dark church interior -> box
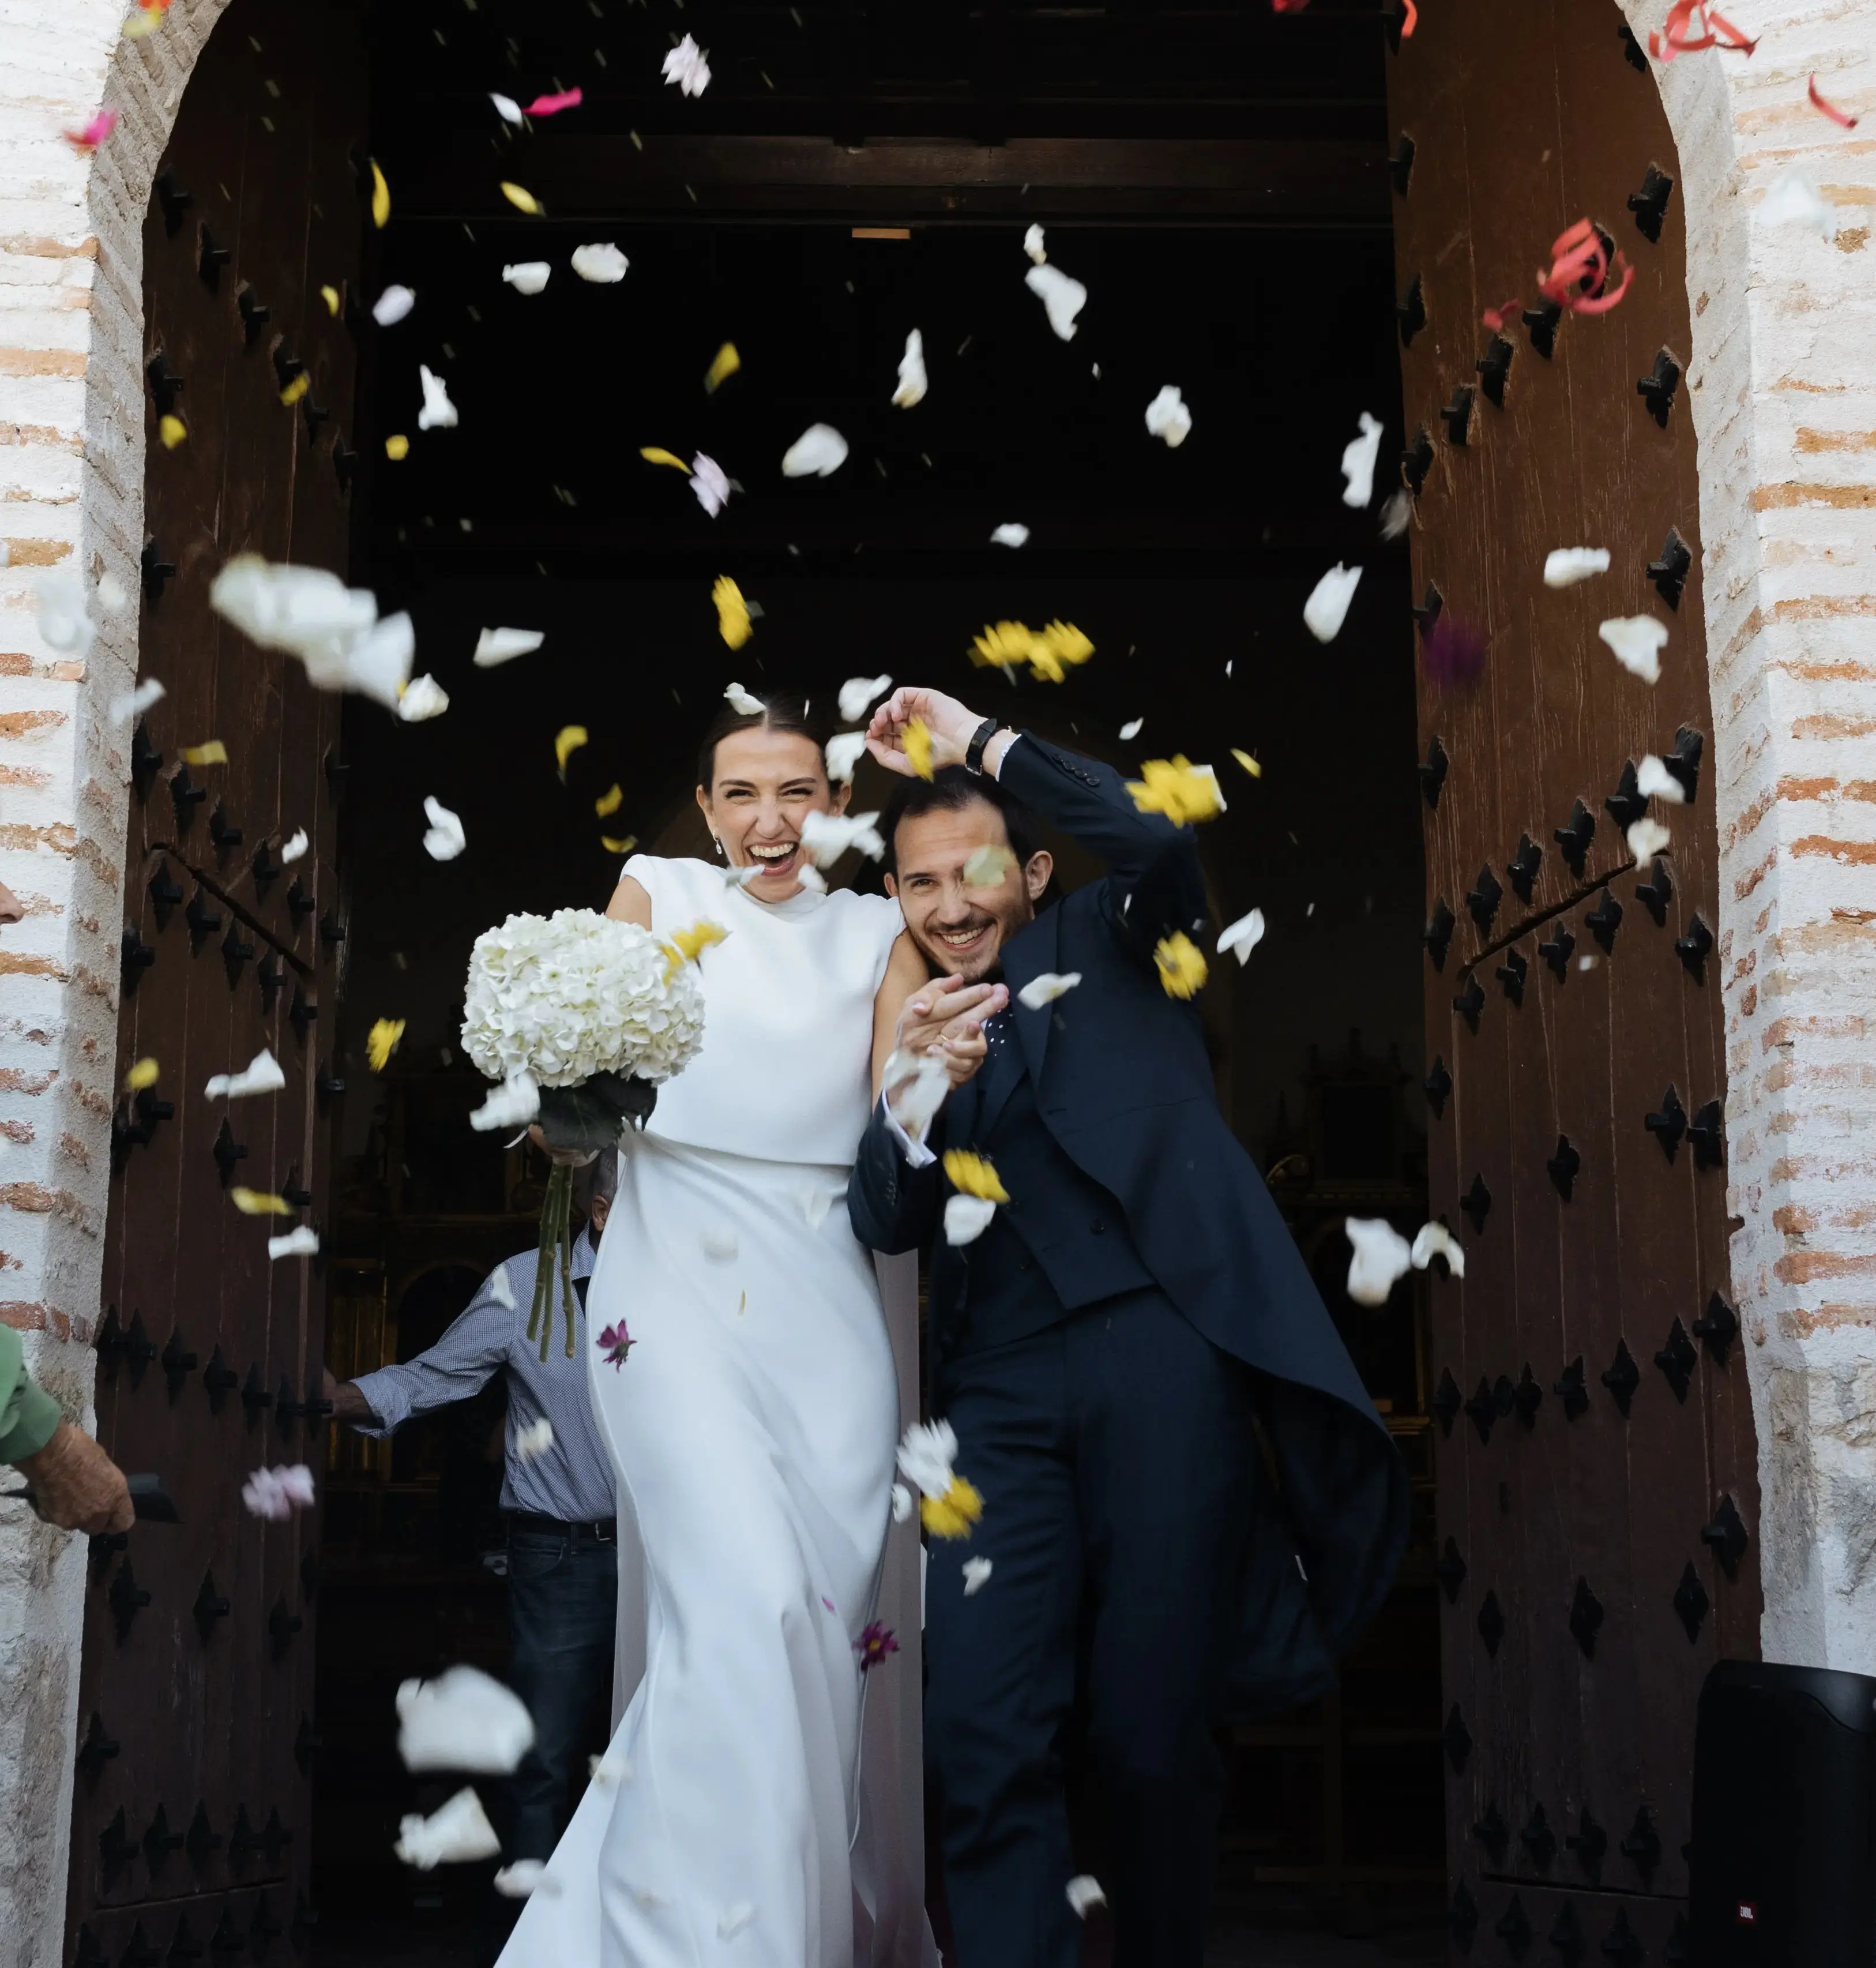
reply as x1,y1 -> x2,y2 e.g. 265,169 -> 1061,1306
301,2 -> 1442,1959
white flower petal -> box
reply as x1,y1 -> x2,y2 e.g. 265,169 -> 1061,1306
590,1750 -> 633,1786
398,673 -> 450,721
990,523 -> 1029,548
1627,816 -> 1671,867
825,731 -> 869,783
1544,546 -> 1611,588
1411,1220 -> 1465,1279
1023,223 -> 1047,265
1303,562 -> 1363,644
897,1419 -> 960,1500
373,284 -> 416,326
1144,385 -> 1191,448
701,1226 -> 739,1261
210,555 -> 411,707
503,261 -> 551,295
473,626 -> 544,667
423,795 -> 467,861
890,1482 -> 915,1524
96,570 -> 131,614
267,1225 -> 320,1260
1017,971 -> 1082,1010
471,1070 -> 539,1132
36,574 -> 96,656
514,1418 -> 555,1459
397,1665 -> 536,1775
799,1184 -> 841,1230
1340,412 -> 1383,509
892,328 -> 927,408
1344,1216 -> 1413,1307
717,1903 -> 757,1940
801,808 -> 885,866
572,242 -> 629,284
839,674 -> 893,722
690,453 -> 730,518
1067,1876 -> 1108,1918
495,1860 -> 558,1899
962,1556 -> 994,1596
1762,167 -> 1833,236
1217,908 -> 1266,965
490,92 -> 524,125
1378,489 -> 1413,540
206,1047 -> 287,1101
394,1787 -> 502,1869
417,364 -> 457,430
1025,262 -> 1086,340
1119,718 -> 1143,741
110,677 -> 165,723
945,1193 -> 998,1246
781,423 -> 849,478
280,828 -> 309,864
661,32 -> 711,96
1599,616 -> 1667,684
1636,754 -> 1687,805
723,681 -> 766,715
882,1047 -> 949,1143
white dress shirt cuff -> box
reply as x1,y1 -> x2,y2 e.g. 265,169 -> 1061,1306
881,1092 -> 938,1169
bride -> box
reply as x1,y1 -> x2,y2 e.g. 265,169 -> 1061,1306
501,693 -> 978,1968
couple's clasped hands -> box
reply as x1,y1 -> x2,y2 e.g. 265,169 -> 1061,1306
896,974 -> 1007,1095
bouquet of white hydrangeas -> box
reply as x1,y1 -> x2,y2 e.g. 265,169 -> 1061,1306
461,908 -> 710,1358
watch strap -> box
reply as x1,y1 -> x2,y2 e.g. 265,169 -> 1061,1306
964,717 -> 1002,775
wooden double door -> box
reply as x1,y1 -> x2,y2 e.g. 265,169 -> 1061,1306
66,0 -> 366,1958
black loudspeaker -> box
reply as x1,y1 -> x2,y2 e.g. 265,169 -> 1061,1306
1689,1658 -> 1876,1963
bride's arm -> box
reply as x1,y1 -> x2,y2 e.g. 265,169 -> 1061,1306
605,873 -> 653,929
871,933 -> 933,1096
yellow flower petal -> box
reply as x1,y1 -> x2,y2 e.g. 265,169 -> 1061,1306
921,1477 -> 984,1540
182,740 -> 228,767
640,446 -> 691,472
905,716 -> 934,781
499,181 -> 543,215
555,725 -> 589,777
366,1017 -> 406,1073
320,284 -> 341,316
1154,932 -> 1209,1000
279,371 -> 310,406
123,7 -> 163,37
968,620 -> 1037,671
704,342 -> 742,393
370,159 -> 391,228
1127,757 -> 1224,824
231,1186 -> 294,1216
600,834 -> 638,855
942,1150 -> 1010,1203
594,783 -> 623,817
384,434 -> 410,461
1231,747 -> 1264,779
159,414 -> 187,449
671,919 -> 728,964
961,844 -> 1016,889
713,576 -> 753,650
123,1057 -> 160,1093
1028,619 -> 1095,685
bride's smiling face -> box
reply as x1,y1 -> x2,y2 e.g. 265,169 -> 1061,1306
697,726 -> 848,901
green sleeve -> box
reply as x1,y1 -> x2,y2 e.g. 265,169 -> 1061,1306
0,1327 -> 65,1464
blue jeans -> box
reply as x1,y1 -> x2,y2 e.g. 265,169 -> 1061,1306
505,1524 -> 619,1862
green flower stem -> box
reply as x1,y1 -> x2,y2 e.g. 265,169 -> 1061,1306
529,1163 -> 576,1364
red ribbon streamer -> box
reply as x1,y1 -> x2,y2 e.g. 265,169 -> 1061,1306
1400,0 -> 1419,35
1482,296 -> 1524,333
1648,1 -> 1757,63
1537,219 -> 1635,318
1808,75 -> 1860,128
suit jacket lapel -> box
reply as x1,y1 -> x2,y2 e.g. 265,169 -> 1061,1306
975,906 -> 1058,1138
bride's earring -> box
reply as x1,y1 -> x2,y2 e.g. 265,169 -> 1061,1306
712,836 -> 725,858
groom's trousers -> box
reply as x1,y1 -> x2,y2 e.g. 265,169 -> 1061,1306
923,1287 -> 1258,1968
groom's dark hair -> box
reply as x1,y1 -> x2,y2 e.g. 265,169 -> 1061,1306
880,767 -> 1043,878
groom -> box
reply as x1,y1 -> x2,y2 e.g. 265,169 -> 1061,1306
848,688 -> 1408,1968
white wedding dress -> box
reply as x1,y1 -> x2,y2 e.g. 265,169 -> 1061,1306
500,855 -> 937,1968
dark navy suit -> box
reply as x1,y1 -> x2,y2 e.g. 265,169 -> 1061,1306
848,734 -> 1408,1968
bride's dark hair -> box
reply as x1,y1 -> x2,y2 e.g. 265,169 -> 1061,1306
695,690 -> 832,788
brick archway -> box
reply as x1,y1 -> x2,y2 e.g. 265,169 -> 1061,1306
1,0 -> 1872,1952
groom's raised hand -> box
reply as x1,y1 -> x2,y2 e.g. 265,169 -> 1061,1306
864,686 -> 984,778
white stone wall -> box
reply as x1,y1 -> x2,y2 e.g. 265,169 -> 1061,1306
0,0 -> 1871,1952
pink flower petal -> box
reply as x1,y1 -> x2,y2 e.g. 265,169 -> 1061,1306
524,88 -> 583,117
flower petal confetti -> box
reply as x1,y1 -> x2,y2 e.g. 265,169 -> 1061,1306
554,726 -> 588,777
367,1018 -> 407,1072
370,160 -> 391,228
603,835 -> 638,857
666,919 -> 729,970
1544,547 -> 1611,588
1536,217 -> 1634,318
268,1225 -> 321,1261
473,625 -> 544,667
598,1320 -> 633,1368
572,242 -> 629,284
595,784 -> 624,818
1017,971 -> 1082,1009
281,829 -> 309,863
882,1046 -> 950,1141
159,414 -> 187,449
1761,168 -> 1833,235
662,32 -> 712,96
125,1057 -> 160,1093
855,1623 -> 900,1670
490,92 -> 523,125
495,1861 -> 558,1901
36,575 -> 96,657
231,1188 -> 293,1216
701,1226 -> 739,1261
1599,615 -> 1667,683
1025,262 -> 1087,340
423,795 -> 467,861
1119,719 -> 1144,741
1154,932 -> 1208,1000
418,365 -> 457,430
944,1151 -> 1010,1203
1637,754 -> 1687,805
205,1049 -> 286,1100
525,87 -> 584,117
839,675 -> 893,722
904,716 -> 934,780
384,434 -> 410,460
470,1070 -> 540,1133
399,674 -> 450,722
499,182 -> 544,216
802,809 -> 886,866
1627,816 -> 1672,867
713,577 -> 753,649
724,679 -> 765,715
1128,757 -> 1225,824
962,1556 -> 994,1596
503,261 -> 551,295
691,453 -> 731,518
825,731 -> 868,783
781,423 -> 849,478
897,1421 -> 984,1538
1303,563 -> 1363,643
373,284 -> 415,326
1231,748 -> 1263,779
991,523 -> 1030,548
891,1482 -> 914,1523
515,1417 -> 555,1459
945,1193 -> 998,1245
1411,1220 -> 1465,1278
242,1463 -> 316,1520
396,1789 -> 501,1870
1218,908 -> 1266,965
893,328 -> 928,408
279,370 -> 311,407
1340,412 -> 1383,508
109,678 -> 164,723
1808,75 -> 1859,129
1144,385 -> 1192,448
704,342 -> 742,393
718,1902 -> 758,1940
65,109 -> 119,153
1345,1216 -> 1413,1305
967,619 -> 1093,683
963,843 -> 1017,888
1067,1877 -> 1108,1918
1423,615 -> 1488,692
1024,223 -> 1048,265
181,740 -> 228,767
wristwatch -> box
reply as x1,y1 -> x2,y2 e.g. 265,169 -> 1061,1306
964,718 -> 1005,775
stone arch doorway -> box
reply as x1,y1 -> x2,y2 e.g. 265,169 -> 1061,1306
1,0 -> 1871,1961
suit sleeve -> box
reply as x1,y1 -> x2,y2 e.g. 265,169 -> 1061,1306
848,1096 -> 943,1256
997,734 -> 1210,960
